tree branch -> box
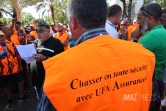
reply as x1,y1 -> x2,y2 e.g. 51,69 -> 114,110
19,0 -> 31,11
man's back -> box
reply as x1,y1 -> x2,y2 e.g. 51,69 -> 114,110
43,35 -> 155,111
139,25 -> 166,80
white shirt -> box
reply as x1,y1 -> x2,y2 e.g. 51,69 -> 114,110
105,20 -> 119,38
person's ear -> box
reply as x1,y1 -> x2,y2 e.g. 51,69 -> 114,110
69,16 -> 79,31
149,16 -> 154,22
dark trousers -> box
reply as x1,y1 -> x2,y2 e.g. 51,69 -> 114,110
149,78 -> 164,111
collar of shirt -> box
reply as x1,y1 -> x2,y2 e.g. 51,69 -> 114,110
106,20 -> 116,28
75,28 -> 108,45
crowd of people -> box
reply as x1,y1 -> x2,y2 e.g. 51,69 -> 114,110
0,0 -> 166,111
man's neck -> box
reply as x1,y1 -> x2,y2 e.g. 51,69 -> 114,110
107,17 -> 116,25
149,21 -> 161,30
41,36 -> 50,44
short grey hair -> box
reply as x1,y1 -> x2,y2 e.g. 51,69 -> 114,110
68,0 -> 108,30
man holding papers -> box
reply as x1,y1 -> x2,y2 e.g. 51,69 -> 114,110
30,19 -> 64,99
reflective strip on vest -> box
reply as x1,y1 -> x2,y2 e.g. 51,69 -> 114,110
43,35 -> 155,111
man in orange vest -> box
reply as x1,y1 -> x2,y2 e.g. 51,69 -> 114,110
54,23 -> 69,50
9,22 -> 21,46
0,30 -> 30,108
120,20 -> 139,41
30,24 -> 38,40
38,0 -> 155,111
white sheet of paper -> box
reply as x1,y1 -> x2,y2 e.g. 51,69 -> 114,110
16,44 -> 37,63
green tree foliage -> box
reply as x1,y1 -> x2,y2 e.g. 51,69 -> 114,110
0,17 -> 12,26
120,0 -> 133,21
21,12 -> 35,26
0,8 -> 12,18
144,0 -> 166,8
36,0 -> 68,24
0,0 -> 42,19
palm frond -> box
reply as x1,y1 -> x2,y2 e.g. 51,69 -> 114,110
35,3 -> 45,12
0,8 -> 12,17
42,10 -> 46,16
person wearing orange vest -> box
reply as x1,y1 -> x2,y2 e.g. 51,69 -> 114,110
38,0 -> 156,111
120,20 -> 139,41
30,24 -> 38,40
0,30 -> 30,108
54,23 -> 69,50
10,22 -> 22,46
12,21 -> 22,36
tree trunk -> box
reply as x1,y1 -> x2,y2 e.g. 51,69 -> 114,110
50,5 -> 55,24
128,0 -> 133,21
120,0 -> 127,18
13,0 -> 21,21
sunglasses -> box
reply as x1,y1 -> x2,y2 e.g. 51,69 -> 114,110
140,5 -> 153,16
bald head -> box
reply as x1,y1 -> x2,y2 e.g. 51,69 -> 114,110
133,19 -> 137,25
120,20 -> 129,29
0,26 -> 13,40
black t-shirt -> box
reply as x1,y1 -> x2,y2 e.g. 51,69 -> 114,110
30,37 -> 64,86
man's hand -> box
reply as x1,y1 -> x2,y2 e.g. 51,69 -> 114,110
131,27 -> 142,39
120,26 -> 128,40
32,54 -> 46,61
62,40 -> 69,46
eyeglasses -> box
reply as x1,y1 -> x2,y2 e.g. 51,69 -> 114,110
140,5 -> 153,16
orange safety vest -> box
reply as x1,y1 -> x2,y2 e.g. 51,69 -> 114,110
10,35 -> 20,46
127,24 -> 139,41
0,40 -> 19,75
43,35 -> 155,111
54,32 -> 69,50
30,30 -> 38,40
13,30 -> 18,36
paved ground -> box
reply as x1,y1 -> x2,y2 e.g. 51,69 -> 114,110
0,89 -> 38,111
1,89 -> 166,111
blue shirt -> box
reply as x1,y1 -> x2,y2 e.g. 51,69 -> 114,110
105,20 -> 119,38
